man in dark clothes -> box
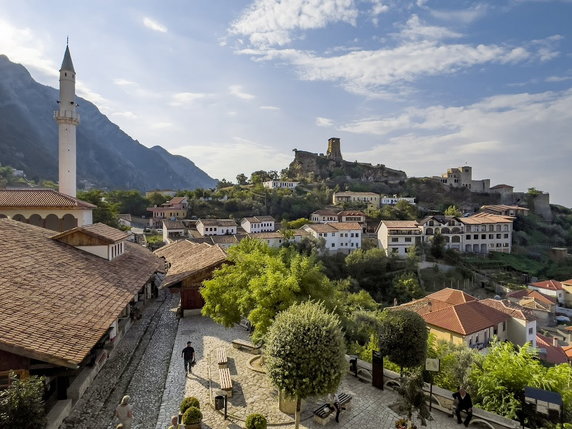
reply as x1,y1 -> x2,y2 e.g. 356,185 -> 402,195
182,341 -> 195,375
453,386 -> 473,427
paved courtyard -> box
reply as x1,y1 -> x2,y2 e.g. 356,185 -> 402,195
156,315 -> 466,429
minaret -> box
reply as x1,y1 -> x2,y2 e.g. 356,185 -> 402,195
54,44 -> 80,197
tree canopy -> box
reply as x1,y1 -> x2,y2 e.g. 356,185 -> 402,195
201,239 -> 333,342
379,310 -> 428,370
265,301 -> 346,427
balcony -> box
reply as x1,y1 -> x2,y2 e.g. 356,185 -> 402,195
54,110 -> 80,123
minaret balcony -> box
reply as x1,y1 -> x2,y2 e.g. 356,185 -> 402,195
54,110 -> 80,124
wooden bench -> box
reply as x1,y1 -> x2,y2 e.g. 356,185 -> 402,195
312,392 -> 353,425
231,339 -> 261,353
216,348 -> 228,368
218,367 -> 232,397
312,403 -> 334,425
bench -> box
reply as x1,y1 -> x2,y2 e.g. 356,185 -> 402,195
231,339 -> 261,353
218,367 -> 233,397
312,392 -> 353,425
448,404 -> 520,429
312,404 -> 334,425
216,348 -> 228,368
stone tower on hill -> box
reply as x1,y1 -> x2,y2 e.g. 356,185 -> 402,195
326,137 -> 343,161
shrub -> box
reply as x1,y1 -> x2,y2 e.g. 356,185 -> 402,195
179,396 -> 200,414
182,406 -> 202,425
245,413 -> 268,429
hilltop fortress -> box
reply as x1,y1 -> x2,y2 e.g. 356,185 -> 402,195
288,138 -> 407,184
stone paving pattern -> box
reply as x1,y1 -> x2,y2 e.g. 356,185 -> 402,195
65,299 -> 468,429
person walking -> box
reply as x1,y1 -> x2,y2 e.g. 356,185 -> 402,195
115,395 -> 133,429
452,386 -> 473,427
168,415 -> 181,428
182,341 -> 195,375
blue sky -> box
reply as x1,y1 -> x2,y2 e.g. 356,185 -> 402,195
1,0 -> 571,206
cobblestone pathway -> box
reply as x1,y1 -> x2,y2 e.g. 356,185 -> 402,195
60,292 -> 179,429
156,316 -> 467,429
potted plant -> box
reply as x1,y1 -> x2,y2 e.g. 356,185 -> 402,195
179,397 -> 200,423
245,413 -> 268,429
394,418 -> 417,429
182,406 -> 202,429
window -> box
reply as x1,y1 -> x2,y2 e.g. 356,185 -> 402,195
466,235 -> 471,240
474,234 -> 478,239
502,322 -> 506,331
528,327 -> 533,335
331,243 -> 335,248
496,234 -> 501,239
504,234 -> 508,238
391,237 -> 399,243
489,234 -> 494,239
404,237 -> 412,242
481,234 -> 486,239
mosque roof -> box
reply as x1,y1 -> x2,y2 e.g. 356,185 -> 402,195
60,45 -> 75,72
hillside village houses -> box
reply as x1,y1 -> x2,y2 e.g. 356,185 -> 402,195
240,215 -> 275,233
332,191 -> 381,208
377,213 -> 514,256
263,180 -> 299,190
196,218 -> 238,236
528,279 -> 572,307
146,196 -> 189,228
302,222 -> 362,253
310,209 -> 367,225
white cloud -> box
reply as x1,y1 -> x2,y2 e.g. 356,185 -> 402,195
239,40 -> 534,97
229,85 -> 255,100
428,4 -> 489,24
174,137 -> 292,181
150,121 -> 174,129
113,78 -> 137,86
316,116 -> 334,127
259,105 -> 280,110
143,17 -> 168,33
230,0 -> 358,47
170,92 -> 209,106
396,15 -> 461,41
111,111 -> 138,119
546,74 -> 572,82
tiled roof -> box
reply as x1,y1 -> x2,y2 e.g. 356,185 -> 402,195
52,222 -> 129,244
536,334 -> 568,365
242,216 -> 275,223
479,298 -> 536,321
0,219 -> 162,368
210,235 -> 239,244
480,205 -> 528,212
427,288 -> 477,305
381,220 -> 419,229
422,301 -> 509,335
563,345 -> 572,360
337,210 -> 366,216
530,280 -> 563,291
0,189 -> 96,209
312,209 -> 338,216
167,197 -> 186,205
304,223 -> 336,233
334,192 -> 379,197
490,184 -> 514,189
331,222 -> 362,231
154,240 -> 226,288
418,215 -> 455,226
198,219 -> 237,227
459,213 -> 513,225
292,229 -> 310,237
162,219 -> 186,230
248,232 -> 284,239
507,289 -> 556,305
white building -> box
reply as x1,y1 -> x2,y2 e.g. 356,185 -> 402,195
458,213 -> 513,254
240,216 -> 275,233
302,222 -> 362,253
263,180 -> 299,190
381,195 -> 416,206
528,280 -> 566,305
196,219 -> 237,236
310,209 -> 339,223
376,220 -> 421,256
333,191 -> 381,208
418,215 -> 465,251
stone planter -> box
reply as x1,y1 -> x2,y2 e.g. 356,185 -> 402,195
278,390 -> 305,414
183,424 -> 201,429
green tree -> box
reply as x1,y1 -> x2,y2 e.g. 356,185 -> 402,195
395,369 -> 431,425
430,232 -> 445,259
444,205 -> 462,217
265,301 -> 346,428
391,272 -> 424,304
379,310 -> 428,372
428,336 -> 480,391
0,373 -> 46,428
77,190 -> 119,227
107,190 -> 148,216
345,248 -> 389,301
250,170 -> 272,184
236,173 -> 249,186
147,192 -> 169,207
201,239 -> 333,342
394,200 -> 418,220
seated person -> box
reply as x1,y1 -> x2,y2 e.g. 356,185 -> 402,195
452,386 -> 473,427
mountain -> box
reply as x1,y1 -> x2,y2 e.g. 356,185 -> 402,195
0,55 -> 217,191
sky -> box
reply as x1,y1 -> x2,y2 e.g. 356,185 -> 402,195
1,0 -> 571,207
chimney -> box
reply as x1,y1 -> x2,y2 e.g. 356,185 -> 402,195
552,337 -> 559,347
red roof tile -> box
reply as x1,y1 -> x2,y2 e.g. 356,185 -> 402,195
536,334 -> 568,365
0,189 -> 96,209
530,280 -> 563,291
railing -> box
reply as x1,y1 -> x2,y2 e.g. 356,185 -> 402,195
54,110 -> 80,122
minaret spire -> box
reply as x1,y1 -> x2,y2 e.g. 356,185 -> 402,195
54,43 -> 80,197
